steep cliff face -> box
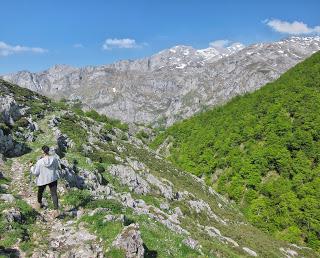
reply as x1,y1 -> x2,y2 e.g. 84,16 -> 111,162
3,37 -> 320,126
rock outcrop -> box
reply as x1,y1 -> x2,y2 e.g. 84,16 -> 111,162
112,223 -> 145,258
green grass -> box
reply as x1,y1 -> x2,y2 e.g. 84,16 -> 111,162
0,198 -> 38,253
136,215 -> 201,258
61,189 -> 93,208
59,114 -> 89,150
105,248 -> 126,258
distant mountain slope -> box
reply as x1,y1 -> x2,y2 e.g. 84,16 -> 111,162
2,37 -> 320,126
151,51 -> 320,251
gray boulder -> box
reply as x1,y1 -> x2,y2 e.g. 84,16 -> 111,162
2,208 -> 22,223
242,247 -> 258,257
103,214 -> 125,223
0,193 -> 15,203
0,184 -> 9,191
145,174 -> 174,199
112,223 -> 145,258
109,165 -> 150,195
182,237 -> 198,250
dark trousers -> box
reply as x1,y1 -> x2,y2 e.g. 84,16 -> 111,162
37,180 -> 59,210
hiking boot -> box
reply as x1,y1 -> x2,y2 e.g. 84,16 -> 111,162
52,210 -> 60,218
35,203 -> 44,210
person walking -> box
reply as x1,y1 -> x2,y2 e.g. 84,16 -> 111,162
30,145 -> 61,217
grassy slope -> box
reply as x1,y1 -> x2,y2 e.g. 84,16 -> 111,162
151,51 -> 320,251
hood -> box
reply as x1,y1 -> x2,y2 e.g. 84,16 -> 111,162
42,155 -> 57,167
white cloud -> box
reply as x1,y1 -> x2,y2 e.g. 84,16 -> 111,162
265,19 -> 320,35
73,43 -> 84,48
102,38 -> 144,50
0,41 -> 47,56
209,40 -> 231,48
209,39 -> 245,50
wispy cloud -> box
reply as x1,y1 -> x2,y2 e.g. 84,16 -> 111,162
73,43 -> 84,48
265,19 -> 320,35
0,41 -> 47,56
209,39 -> 245,50
209,40 -> 231,48
102,38 -> 146,50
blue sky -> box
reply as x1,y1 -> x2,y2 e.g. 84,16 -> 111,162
0,0 -> 319,74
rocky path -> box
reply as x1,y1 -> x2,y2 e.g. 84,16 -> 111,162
8,152 -> 104,257
10,160 -> 36,208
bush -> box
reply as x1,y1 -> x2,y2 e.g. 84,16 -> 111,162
0,123 -> 11,135
13,117 -> 29,129
136,130 -> 149,140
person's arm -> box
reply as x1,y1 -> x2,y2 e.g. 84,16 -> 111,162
54,154 -> 62,170
31,161 -> 41,176
57,158 -> 62,170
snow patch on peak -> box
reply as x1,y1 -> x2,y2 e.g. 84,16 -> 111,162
176,63 -> 187,69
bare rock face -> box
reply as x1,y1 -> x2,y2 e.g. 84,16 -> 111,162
3,37 -> 320,126
112,223 -> 145,258
0,83 -> 31,157
0,95 -> 22,126
109,164 -> 150,194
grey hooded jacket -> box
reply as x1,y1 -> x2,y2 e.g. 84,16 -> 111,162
31,155 -> 61,186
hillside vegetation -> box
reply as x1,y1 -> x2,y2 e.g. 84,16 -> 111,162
3,80 -> 316,257
151,51 -> 320,250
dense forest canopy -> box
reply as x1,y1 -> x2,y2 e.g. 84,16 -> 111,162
151,51 -> 320,250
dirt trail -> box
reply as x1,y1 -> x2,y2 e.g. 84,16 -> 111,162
7,129 -> 103,258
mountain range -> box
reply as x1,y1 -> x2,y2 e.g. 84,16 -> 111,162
3,36 -> 320,127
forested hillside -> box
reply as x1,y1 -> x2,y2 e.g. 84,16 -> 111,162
151,51 -> 320,250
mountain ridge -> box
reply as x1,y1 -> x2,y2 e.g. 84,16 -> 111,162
2,36 -> 320,127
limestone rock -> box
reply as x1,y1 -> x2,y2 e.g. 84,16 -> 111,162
242,247 -> 258,257
0,193 -> 15,203
182,237 -> 198,250
103,214 -> 125,223
189,199 -> 227,225
160,202 -> 170,210
280,247 -> 299,258
0,95 -> 22,126
109,165 -> 150,194
0,184 -> 9,191
112,223 -> 145,258
145,174 -> 174,199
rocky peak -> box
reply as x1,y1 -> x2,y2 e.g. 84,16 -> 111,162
46,64 -> 77,74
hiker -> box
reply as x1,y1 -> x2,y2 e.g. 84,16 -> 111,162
29,145 -> 61,217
